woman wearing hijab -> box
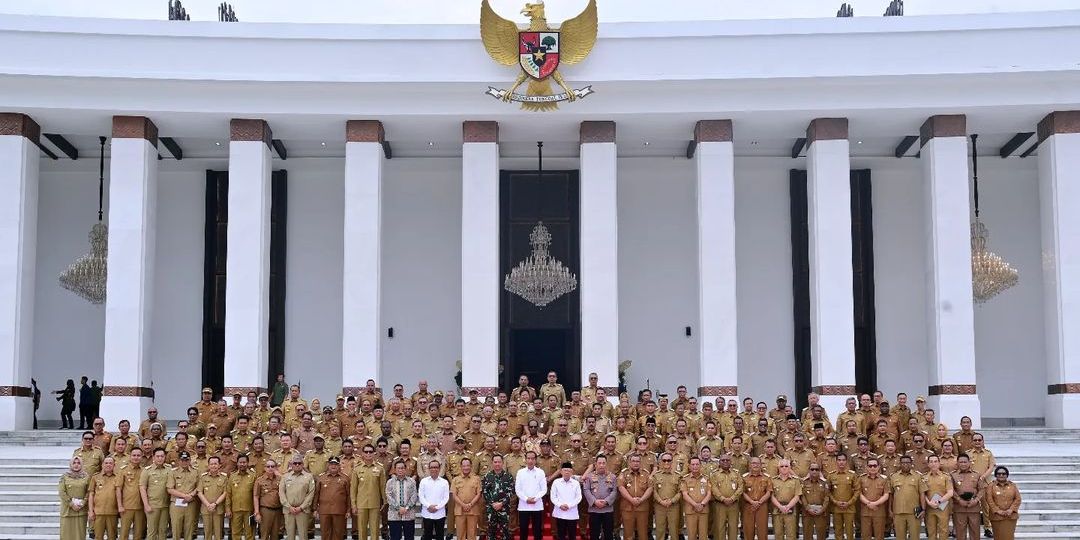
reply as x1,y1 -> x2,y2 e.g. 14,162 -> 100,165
59,455 -> 91,539
987,466 -> 1021,540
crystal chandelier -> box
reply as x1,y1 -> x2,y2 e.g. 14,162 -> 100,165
503,142 -> 578,308
969,134 -> 1018,304
59,136 -> 109,304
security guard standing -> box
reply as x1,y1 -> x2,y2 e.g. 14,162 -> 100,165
709,454 -> 743,540
166,451 -> 200,540
226,454 -> 257,540
650,452 -> 682,540
314,456 -> 351,540
617,454 -> 653,540
800,464 -> 830,540
197,455 -> 229,540
770,459 -> 801,540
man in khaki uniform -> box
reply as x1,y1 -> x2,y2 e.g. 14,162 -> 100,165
75,431 -> 105,477
314,456 -> 351,540
709,454 -> 743,540
800,463 -> 831,540
119,448 -> 146,540
226,454 -> 257,540
828,453 -> 859,540
451,457 -> 483,540
770,459 -> 801,540
88,455 -> 121,540
680,457 -> 711,540
651,452 -> 682,540
923,455 -> 954,540
140,448 -> 173,540
280,456 -> 315,540
741,457 -> 771,540
351,443 -> 387,540
167,450 -> 200,540
889,455 -> 923,540
858,458 -> 890,540
539,371 -> 567,406
617,454 -> 653,540
254,459 -> 283,540
952,454 -> 988,540
197,456 -> 229,540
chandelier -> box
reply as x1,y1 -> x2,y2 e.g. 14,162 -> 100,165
59,136 -> 109,304
969,134 -> 1018,304
503,142 -> 578,308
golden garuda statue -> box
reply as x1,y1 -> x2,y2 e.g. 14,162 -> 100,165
481,0 -> 598,111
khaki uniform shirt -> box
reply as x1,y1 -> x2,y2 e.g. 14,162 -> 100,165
451,474 -> 482,516
710,469 -> 744,505
650,470 -> 682,506
198,472 -> 229,514
227,470 -> 256,512
771,476 -> 801,510
858,474 -> 890,517
119,463 -> 144,510
351,462 -> 387,509
255,474 -> 282,509
140,464 -> 171,509
618,469 -> 651,511
315,472 -> 351,515
742,472 -> 772,503
785,448 -> 817,478
951,470 -> 987,512
986,481 -> 1021,518
91,472 -> 121,515
305,450 -> 331,478
800,477 -> 829,515
73,447 -> 105,477
280,471 -> 315,512
889,471 -> 925,515
680,474 -> 710,513
827,470 -> 859,513
540,383 -> 566,407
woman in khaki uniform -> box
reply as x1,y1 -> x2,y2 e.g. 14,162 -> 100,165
987,466 -> 1021,540
59,455 -> 91,540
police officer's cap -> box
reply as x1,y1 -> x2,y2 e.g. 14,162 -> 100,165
179,451 -> 191,460
328,456 -> 341,464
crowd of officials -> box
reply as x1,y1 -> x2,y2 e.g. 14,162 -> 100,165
57,373 -> 1023,540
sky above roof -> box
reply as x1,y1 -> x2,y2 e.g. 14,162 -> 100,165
3,0 -> 1078,23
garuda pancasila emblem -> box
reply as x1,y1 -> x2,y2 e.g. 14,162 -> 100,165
481,0 -> 598,112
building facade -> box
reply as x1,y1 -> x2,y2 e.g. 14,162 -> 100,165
1,10 -> 1079,430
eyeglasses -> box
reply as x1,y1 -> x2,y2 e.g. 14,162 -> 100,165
363,450 -> 374,454
82,437 -> 94,441
377,444 -> 388,447
661,458 -> 672,463
809,468 -> 820,471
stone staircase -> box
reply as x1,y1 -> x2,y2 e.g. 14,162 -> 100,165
0,429 -> 1075,539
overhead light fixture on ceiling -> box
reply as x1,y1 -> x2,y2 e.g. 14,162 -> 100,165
969,133 -> 1019,303
58,136 -> 108,305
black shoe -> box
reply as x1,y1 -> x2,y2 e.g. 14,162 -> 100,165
984,529 -> 993,538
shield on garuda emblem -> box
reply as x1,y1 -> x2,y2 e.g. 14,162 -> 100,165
519,31 -> 560,80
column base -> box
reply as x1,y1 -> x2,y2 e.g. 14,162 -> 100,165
1045,394 -> 1080,428
100,396 -> 153,430
0,396 -> 34,430
929,393 -> 981,430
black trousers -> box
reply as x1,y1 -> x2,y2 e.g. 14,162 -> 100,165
390,520 -> 415,540
555,518 -> 577,540
423,518 -> 446,540
78,404 -> 91,429
519,511 -> 543,540
588,513 -> 613,540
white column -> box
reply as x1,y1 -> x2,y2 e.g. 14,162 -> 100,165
223,119 -> 273,395
343,120 -> 384,397
919,115 -> 981,429
694,120 -> 739,404
579,121 -> 620,397
461,121 -> 500,397
0,113 -> 40,429
100,116 -> 159,428
805,118 -> 856,420
1037,111 -> 1080,428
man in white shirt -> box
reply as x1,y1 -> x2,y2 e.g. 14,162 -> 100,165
419,460 -> 450,540
550,462 -> 582,540
514,451 -> 548,540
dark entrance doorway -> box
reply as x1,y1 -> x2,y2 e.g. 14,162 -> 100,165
201,170 -> 288,396
500,169 -> 581,394
789,169 -> 877,413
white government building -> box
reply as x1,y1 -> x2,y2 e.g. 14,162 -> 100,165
0,7 -> 1079,432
